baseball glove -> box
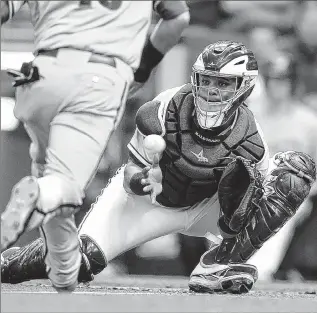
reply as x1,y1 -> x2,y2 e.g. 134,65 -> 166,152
217,156 -> 263,236
215,151 -> 316,264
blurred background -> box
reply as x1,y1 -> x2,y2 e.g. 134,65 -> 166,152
1,0 -> 317,282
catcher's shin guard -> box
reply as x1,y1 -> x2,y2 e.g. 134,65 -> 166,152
216,151 -> 316,264
1,235 -> 107,284
78,235 -> 107,283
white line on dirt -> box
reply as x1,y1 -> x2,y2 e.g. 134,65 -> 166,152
2,290 -> 194,296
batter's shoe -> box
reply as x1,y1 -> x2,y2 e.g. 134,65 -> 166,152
188,245 -> 258,294
1,176 -> 40,251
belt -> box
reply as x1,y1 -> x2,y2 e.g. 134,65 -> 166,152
37,49 -> 116,68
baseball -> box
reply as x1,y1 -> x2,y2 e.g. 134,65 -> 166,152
143,134 -> 166,154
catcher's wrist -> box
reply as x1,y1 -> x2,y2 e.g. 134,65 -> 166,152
129,172 -> 150,196
134,39 -> 164,83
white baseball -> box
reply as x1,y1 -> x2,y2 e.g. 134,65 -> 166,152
143,134 -> 166,154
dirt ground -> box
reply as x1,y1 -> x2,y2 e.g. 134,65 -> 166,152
1,276 -> 317,312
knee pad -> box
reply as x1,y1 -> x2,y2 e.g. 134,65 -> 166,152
37,175 -> 84,214
78,234 -> 107,283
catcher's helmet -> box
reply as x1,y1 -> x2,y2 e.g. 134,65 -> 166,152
191,41 -> 258,129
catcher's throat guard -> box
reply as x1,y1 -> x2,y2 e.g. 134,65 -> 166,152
215,151 -> 316,264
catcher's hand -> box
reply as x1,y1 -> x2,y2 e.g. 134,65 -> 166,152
217,156 -> 263,236
140,154 -> 163,204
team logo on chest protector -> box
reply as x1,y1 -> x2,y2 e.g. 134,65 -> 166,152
191,149 -> 209,163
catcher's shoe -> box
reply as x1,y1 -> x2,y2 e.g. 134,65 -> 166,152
1,176 -> 40,251
188,245 -> 258,294
1,238 -> 47,284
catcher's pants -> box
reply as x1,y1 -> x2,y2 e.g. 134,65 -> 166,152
13,49 -> 132,288
79,166 -> 221,263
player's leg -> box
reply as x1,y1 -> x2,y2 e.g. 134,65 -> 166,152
1,55 -> 131,290
0,80 -> 59,251
1,53 -> 131,244
0,114 -> 119,289
1,54 -> 86,250
187,152 -> 316,294
78,166 -> 190,268
1,166 -> 190,284
247,200 -> 310,281
180,198 -> 257,294
0,84 -> 59,282
38,109 -> 128,290
0,124 -> 84,291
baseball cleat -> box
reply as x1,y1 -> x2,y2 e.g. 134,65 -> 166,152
188,245 -> 258,294
189,264 -> 257,294
1,176 -> 40,251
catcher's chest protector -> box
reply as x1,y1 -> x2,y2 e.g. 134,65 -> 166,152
157,85 -> 265,208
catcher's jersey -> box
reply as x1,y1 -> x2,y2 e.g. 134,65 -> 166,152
7,1 -> 187,70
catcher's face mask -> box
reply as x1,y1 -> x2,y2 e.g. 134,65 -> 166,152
191,40 -> 258,130
191,72 -> 240,128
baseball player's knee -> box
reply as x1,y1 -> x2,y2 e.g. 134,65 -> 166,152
80,234 -> 107,278
37,174 -> 84,213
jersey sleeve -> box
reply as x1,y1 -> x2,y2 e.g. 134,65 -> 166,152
153,0 -> 189,20
6,0 -> 26,19
254,118 -> 270,177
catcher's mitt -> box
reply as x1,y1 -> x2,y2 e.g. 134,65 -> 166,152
214,151 -> 316,264
217,156 -> 263,236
